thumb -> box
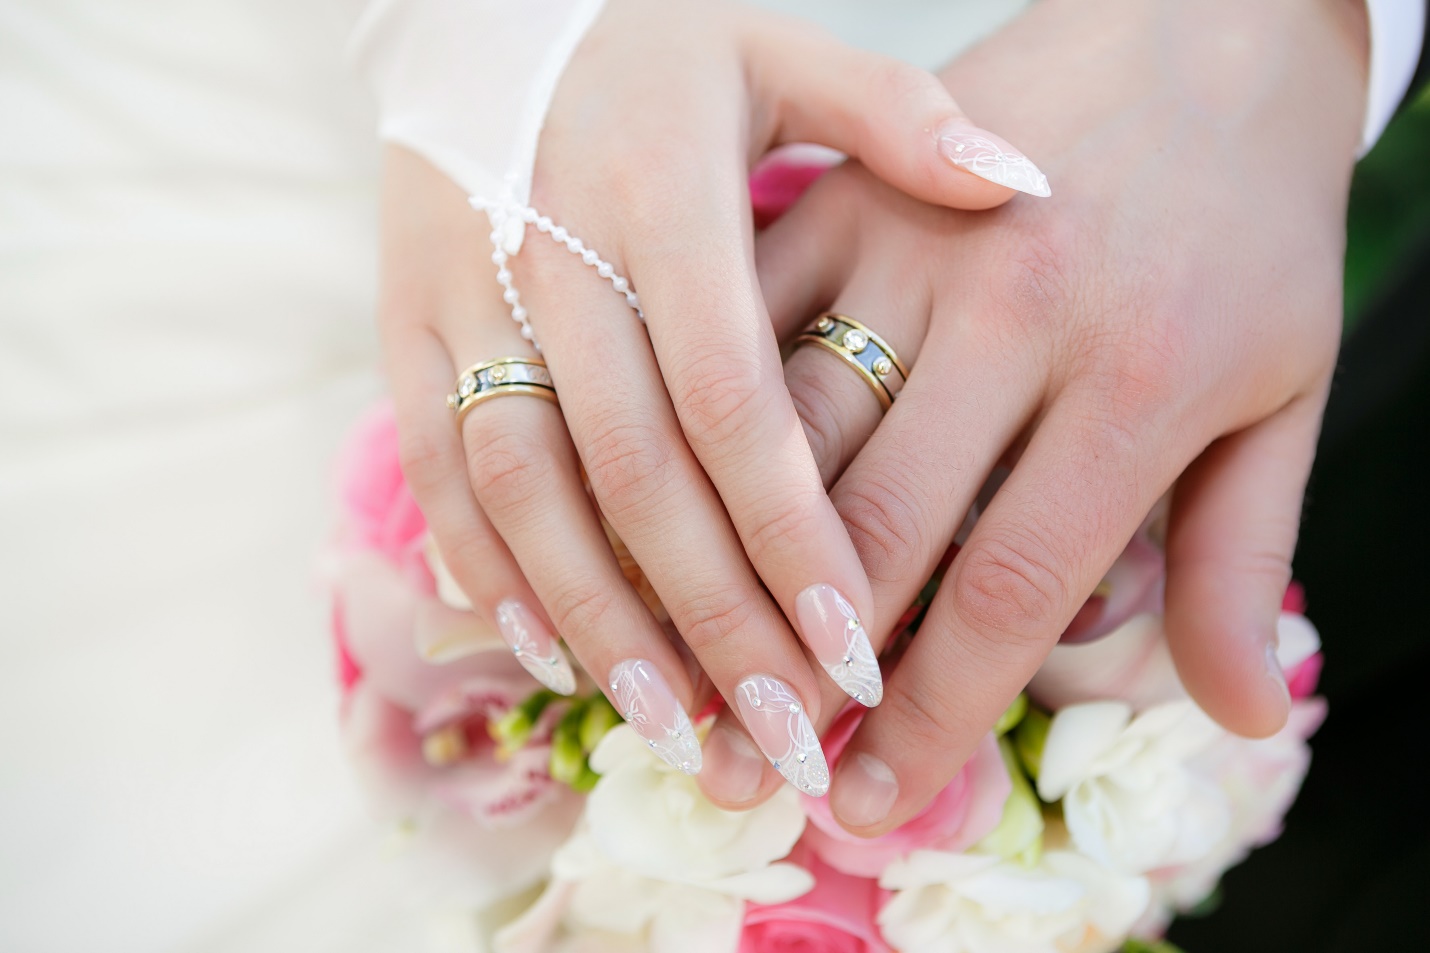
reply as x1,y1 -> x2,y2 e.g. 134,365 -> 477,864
746,20 -> 1051,207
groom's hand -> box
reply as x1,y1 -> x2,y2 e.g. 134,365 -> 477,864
703,0 -> 1369,827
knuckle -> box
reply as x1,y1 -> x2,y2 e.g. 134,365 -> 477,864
466,424 -> 547,513
397,430 -> 448,493
678,585 -> 762,655
983,217 -> 1083,332
881,676 -> 963,756
744,492 -> 828,564
675,354 -> 772,448
583,415 -> 679,520
546,577 -> 616,639
952,530 -> 1069,642
838,474 -> 931,586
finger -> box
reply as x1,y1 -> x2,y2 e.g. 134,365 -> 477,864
635,151 -> 889,717
782,260 -> 933,487
753,169 -> 859,341
1163,390 -> 1327,738
381,324 -> 569,678
831,389 -> 1188,835
513,233 -> 832,801
746,17 -> 1052,204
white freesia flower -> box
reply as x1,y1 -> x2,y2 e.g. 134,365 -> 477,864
1156,697 -> 1327,911
879,847 -> 1149,953
495,725 -> 813,953
1037,700 -> 1230,874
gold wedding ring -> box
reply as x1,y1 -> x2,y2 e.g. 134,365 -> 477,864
794,313 -> 908,410
447,357 -> 557,423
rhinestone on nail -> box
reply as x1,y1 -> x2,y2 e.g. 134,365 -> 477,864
842,329 -> 869,353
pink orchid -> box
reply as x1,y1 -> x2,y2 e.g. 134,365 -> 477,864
799,705 -> 1011,878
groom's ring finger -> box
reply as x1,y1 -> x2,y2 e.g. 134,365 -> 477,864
793,313 -> 909,411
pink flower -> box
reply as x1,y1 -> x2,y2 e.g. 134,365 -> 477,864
799,705 -> 1010,878
335,400 -> 432,589
1060,520 -> 1165,644
740,843 -> 892,953
749,145 -> 841,229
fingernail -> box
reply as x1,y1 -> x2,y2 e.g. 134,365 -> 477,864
702,722 -> 768,804
936,121 -> 1051,197
734,674 -> 829,797
796,584 -> 883,707
1265,642 -> 1290,705
832,752 -> 900,829
495,599 -> 576,695
608,659 -> 701,775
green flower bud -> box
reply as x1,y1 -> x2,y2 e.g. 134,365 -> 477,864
549,698 -> 593,787
976,738 -> 1044,865
579,694 -> 622,752
1013,706 -> 1052,781
994,693 -> 1029,737
489,689 -> 557,752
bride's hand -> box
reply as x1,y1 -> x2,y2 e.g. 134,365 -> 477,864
699,0 -> 1367,818
380,0 -> 1041,789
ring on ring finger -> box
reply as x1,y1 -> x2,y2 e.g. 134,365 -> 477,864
794,313 -> 909,410
448,357 -> 558,422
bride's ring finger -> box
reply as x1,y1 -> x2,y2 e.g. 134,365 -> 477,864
449,345 -> 706,774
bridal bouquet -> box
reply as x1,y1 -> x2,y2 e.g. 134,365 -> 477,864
326,402 -> 1325,953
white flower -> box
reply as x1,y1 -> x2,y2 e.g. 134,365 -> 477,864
1037,700 -> 1230,875
495,725 -> 813,953
1154,697 -> 1326,911
879,847 -> 1149,953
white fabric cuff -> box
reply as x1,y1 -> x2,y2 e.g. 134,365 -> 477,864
1362,0 -> 1426,153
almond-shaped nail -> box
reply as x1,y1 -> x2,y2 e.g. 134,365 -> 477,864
609,659 -> 701,775
936,121 -> 1051,197
734,674 -> 829,797
495,599 -> 575,695
796,584 -> 883,707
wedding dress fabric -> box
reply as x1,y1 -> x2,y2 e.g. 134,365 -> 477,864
0,2 -> 1420,952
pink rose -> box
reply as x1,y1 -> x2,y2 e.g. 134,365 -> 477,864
335,400 -> 432,589
740,843 -> 892,953
799,705 -> 1011,878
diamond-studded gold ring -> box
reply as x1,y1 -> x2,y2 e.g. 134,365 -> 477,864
447,357 -> 557,424
793,313 -> 908,411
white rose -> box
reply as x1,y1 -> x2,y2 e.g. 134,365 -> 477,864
495,725 -> 813,953
879,847 -> 1149,953
1037,700 -> 1230,875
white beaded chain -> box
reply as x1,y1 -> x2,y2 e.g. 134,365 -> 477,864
469,195 -> 643,351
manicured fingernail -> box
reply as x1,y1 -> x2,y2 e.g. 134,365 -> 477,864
495,599 -> 576,695
832,752 -> 899,829
796,584 -> 883,707
734,675 -> 829,797
702,722 -> 768,804
609,659 -> 701,775
936,120 -> 1051,197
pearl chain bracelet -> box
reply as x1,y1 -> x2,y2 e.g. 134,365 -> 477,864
469,196 -> 643,350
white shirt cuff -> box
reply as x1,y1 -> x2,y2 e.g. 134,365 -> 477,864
1362,0 -> 1426,153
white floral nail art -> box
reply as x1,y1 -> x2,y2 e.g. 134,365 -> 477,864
609,659 -> 702,775
940,131 -> 1052,197
735,675 -> 830,797
496,600 -> 576,695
